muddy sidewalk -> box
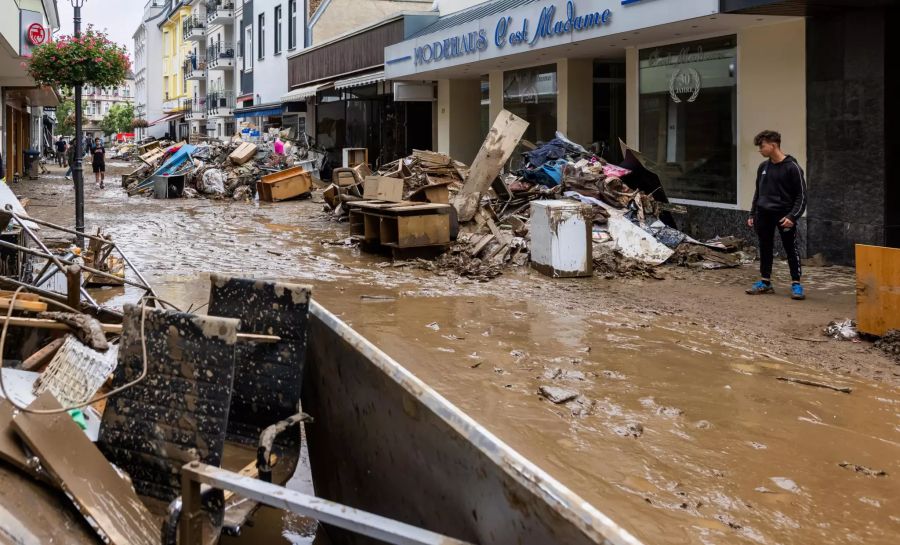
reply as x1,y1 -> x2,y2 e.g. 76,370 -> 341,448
13,167 -> 900,545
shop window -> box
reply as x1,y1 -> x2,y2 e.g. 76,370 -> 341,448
503,64 -> 557,143
639,35 -> 737,205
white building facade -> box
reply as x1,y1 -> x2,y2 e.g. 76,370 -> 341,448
234,0 -> 304,134
133,0 -> 168,140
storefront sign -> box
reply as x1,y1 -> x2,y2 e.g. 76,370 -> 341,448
19,9 -> 44,57
413,0 -> 613,66
27,23 -> 47,46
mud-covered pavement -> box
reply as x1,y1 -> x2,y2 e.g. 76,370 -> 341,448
16,165 -> 900,545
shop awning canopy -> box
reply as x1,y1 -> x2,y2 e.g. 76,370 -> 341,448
234,105 -> 284,119
334,70 -> 385,90
149,113 -> 183,126
281,83 -> 332,102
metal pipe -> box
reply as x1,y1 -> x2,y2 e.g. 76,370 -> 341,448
180,462 -> 474,545
0,239 -> 149,291
1,208 -> 158,298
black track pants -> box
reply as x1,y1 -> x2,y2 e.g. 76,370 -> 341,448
755,211 -> 802,282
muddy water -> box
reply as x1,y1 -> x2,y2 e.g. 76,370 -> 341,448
21,174 -> 900,545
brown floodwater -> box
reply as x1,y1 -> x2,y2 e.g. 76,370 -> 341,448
19,171 -> 900,545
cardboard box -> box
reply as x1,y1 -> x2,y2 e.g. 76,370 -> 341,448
257,167 -> 312,202
229,142 -> 258,165
363,176 -> 403,202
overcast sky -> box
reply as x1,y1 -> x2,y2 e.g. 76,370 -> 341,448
56,0 -> 142,55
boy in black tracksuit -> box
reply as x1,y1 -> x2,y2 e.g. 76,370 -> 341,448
746,130 -> 808,300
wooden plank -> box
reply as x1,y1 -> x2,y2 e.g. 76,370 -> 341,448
0,399 -> 41,478
856,244 -> 900,336
0,316 -> 280,343
0,290 -> 40,301
453,110 -> 529,222
383,204 -> 452,213
12,393 -> 161,545
21,336 -> 66,372
0,297 -> 48,313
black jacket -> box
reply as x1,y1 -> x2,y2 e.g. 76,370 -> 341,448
750,155 -> 807,221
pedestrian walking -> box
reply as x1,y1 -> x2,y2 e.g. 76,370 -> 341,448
746,130 -> 808,300
91,137 -> 106,189
55,136 -> 67,167
65,142 -> 76,180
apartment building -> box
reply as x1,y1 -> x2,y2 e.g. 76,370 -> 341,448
204,0 -> 237,138
133,0 -> 168,140
159,1 -> 193,140
232,0 -> 301,132
82,78 -> 136,138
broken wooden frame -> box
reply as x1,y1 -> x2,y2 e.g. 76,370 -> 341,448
179,461 -> 475,545
0,206 -> 157,311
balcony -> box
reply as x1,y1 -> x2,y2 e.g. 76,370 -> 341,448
206,0 -> 234,26
207,90 -> 235,118
183,15 -> 206,41
184,98 -> 207,121
207,42 -> 236,70
183,55 -> 208,80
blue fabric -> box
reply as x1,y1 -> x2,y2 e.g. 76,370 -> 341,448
521,159 -> 566,187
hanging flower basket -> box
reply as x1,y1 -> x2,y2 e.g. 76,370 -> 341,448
132,118 -> 149,129
28,27 -> 130,88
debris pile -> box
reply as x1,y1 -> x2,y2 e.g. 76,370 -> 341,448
334,109 -> 749,281
123,137 -> 325,201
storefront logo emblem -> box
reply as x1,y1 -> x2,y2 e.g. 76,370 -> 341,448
27,23 -> 47,46
669,67 -> 701,103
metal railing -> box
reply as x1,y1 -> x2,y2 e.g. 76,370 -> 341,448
206,0 -> 235,23
207,90 -> 235,116
182,14 -> 206,38
183,97 -> 208,119
182,55 -> 208,78
206,42 -> 236,68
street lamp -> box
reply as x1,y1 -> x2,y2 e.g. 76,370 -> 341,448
71,0 -> 86,248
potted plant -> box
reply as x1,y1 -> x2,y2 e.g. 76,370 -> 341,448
28,27 -> 130,88
132,118 -> 149,129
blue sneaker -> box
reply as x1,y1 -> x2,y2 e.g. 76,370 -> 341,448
746,280 -> 774,295
791,283 -> 805,300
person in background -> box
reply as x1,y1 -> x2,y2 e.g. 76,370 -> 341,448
746,130 -> 808,300
55,136 -> 67,167
91,137 -> 106,189
65,142 -> 76,181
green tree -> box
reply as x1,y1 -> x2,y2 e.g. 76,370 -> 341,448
54,91 -> 86,137
100,102 -> 135,135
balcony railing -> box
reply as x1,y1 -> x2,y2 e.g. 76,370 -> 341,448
184,98 -> 208,120
183,55 -> 208,80
207,42 -> 236,70
183,15 -> 206,40
206,0 -> 235,25
207,90 -> 235,117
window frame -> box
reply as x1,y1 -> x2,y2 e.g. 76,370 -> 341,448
258,13 -> 265,60
274,5 -> 282,55
244,24 -> 254,71
288,0 -> 297,50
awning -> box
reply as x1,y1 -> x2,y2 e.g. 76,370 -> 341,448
149,113 -> 184,126
234,105 -> 284,119
334,70 -> 385,90
281,82 -> 332,102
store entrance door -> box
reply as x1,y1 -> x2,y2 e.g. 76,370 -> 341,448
593,61 -> 627,164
